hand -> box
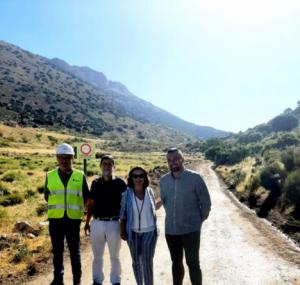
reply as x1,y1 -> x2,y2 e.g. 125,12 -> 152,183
120,230 -> 127,241
84,223 -> 90,236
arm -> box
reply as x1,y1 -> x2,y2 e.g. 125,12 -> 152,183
159,180 -> 166,206
44,174 -> 49,202
195,175 -> 211,222
84,180 -> 94,236
82,175 -> 90,206
119,190 -> 127,240
84,198 -> 94,236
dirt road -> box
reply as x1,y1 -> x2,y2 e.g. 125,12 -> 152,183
27,161 -> 300,285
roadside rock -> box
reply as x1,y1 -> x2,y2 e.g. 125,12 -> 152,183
13,221 -> 39,235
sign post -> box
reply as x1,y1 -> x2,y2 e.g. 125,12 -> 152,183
79,143 -> 93,175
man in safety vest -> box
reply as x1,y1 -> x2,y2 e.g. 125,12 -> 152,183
44,143 -> 90,285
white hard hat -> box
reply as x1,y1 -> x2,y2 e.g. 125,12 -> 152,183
56,143 -> 75,155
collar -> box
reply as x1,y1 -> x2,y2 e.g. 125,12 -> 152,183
171,167 -> 185,179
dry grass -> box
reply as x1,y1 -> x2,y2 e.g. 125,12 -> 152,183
0,123 -> 168,283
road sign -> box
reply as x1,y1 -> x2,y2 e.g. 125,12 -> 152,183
80,143 -> 92,157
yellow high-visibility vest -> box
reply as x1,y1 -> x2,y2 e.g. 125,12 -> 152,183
47,169 -> 84,219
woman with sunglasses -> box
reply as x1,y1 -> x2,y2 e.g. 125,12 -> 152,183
120,166 -> 158,285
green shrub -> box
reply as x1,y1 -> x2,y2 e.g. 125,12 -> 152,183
48,136 -> 58,145
284,170 -> 300,205
0,206 -> 8,219
281,149 -> 295,171
231,169 -> 246,186
20,136 -> 29,143
259,161 -> 286,195
247,174 -> 260,191
269,114 -> 298,132
12,243 -> 30,263
0,193 -> 24,206
25,189 -> 36,199
36,203 -> 48,216
0,181 -> 10,195
35,133 -> 42,141
1,170 -> 23,182
37,184 -> 44,194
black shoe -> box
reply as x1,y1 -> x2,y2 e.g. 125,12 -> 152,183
92,282 -> 101,285
50,279 -> 64,285
112,283 -> 120,285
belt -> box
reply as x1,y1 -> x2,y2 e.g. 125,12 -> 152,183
94,216 -> 119,221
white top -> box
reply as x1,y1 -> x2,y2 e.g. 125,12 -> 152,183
131,191 -> 155,233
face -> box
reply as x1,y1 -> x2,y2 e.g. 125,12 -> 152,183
100,158 -> 114,177
132,170 -> 146,187
57,154 -> 73,173
167,152 -> 184,173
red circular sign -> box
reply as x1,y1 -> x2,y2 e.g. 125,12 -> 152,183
80,143 -> 92,156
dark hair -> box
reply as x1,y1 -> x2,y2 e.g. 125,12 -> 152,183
127,166 -> 149,189
166,148 -> 183,156
100,154 -> 115,165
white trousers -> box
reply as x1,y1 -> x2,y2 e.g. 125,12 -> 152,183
91,219 -> 121,284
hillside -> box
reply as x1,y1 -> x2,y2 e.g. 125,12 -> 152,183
187,104 -> 300,245
0,123 -> 171,283
0,40 -> 228,148
48,57 -> 228,139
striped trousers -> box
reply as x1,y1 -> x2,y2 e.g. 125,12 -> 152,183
127,230 -> 157,285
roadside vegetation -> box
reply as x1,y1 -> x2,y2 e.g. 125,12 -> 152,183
187,106 -> 300,245
0,123 -> 171,284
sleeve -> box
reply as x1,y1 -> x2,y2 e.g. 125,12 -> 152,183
147,187 -> 156,202
159,179 -> 165,205
82,175 -> 90,201
89,180 -> 96,200
119,178 -> 127,192
119,190 -> 128,220
195,174 -> 211,222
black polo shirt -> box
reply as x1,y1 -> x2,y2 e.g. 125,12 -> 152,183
90,176 -> 126,218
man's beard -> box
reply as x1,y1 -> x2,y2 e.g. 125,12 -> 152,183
171,165 -> 181,172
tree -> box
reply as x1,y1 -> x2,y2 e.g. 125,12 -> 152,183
284,170 -> 300,216
258,161 -> 286,217
269,114 -> 299,132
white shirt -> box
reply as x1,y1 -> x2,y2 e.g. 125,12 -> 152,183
131,191 -> 155,233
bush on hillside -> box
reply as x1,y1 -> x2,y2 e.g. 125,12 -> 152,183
247,174 -> 261,192
0,193 -> 24,206
269,114 -> 299,132
280,147 -> 300,172
237,132 -> 263,144
0,181 -> 10,195
1,170 -> 23,182
0,206 -> 7,219
284,170 -> 300,205
259,161 -> 286,196
36,203 -> 47,216
271,132 -> 299,149
36,184 -> 44,194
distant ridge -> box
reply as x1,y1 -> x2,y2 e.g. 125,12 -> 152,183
48,57 -> 229,139
0,40 -> 229,148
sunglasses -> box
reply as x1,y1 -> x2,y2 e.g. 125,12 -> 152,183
132,174 -> 145,179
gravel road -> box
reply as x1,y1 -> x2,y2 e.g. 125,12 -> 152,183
27,161 -> 300,285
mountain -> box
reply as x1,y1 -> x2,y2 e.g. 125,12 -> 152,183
0,40 -> 228,148
48,58 -> 229,139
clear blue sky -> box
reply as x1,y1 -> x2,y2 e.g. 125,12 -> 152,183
1,0 -> 300,132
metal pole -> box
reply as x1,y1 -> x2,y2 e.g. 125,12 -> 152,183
83,158 -> 87,176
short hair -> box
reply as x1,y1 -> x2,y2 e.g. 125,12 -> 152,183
127,166 -> 149,189
166,148 -> 183,157
100,154 -> 115,165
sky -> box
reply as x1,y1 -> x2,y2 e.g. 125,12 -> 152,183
0,0 -> 300,132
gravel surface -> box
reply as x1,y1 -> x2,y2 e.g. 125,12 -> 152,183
27,161 -> 300,285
